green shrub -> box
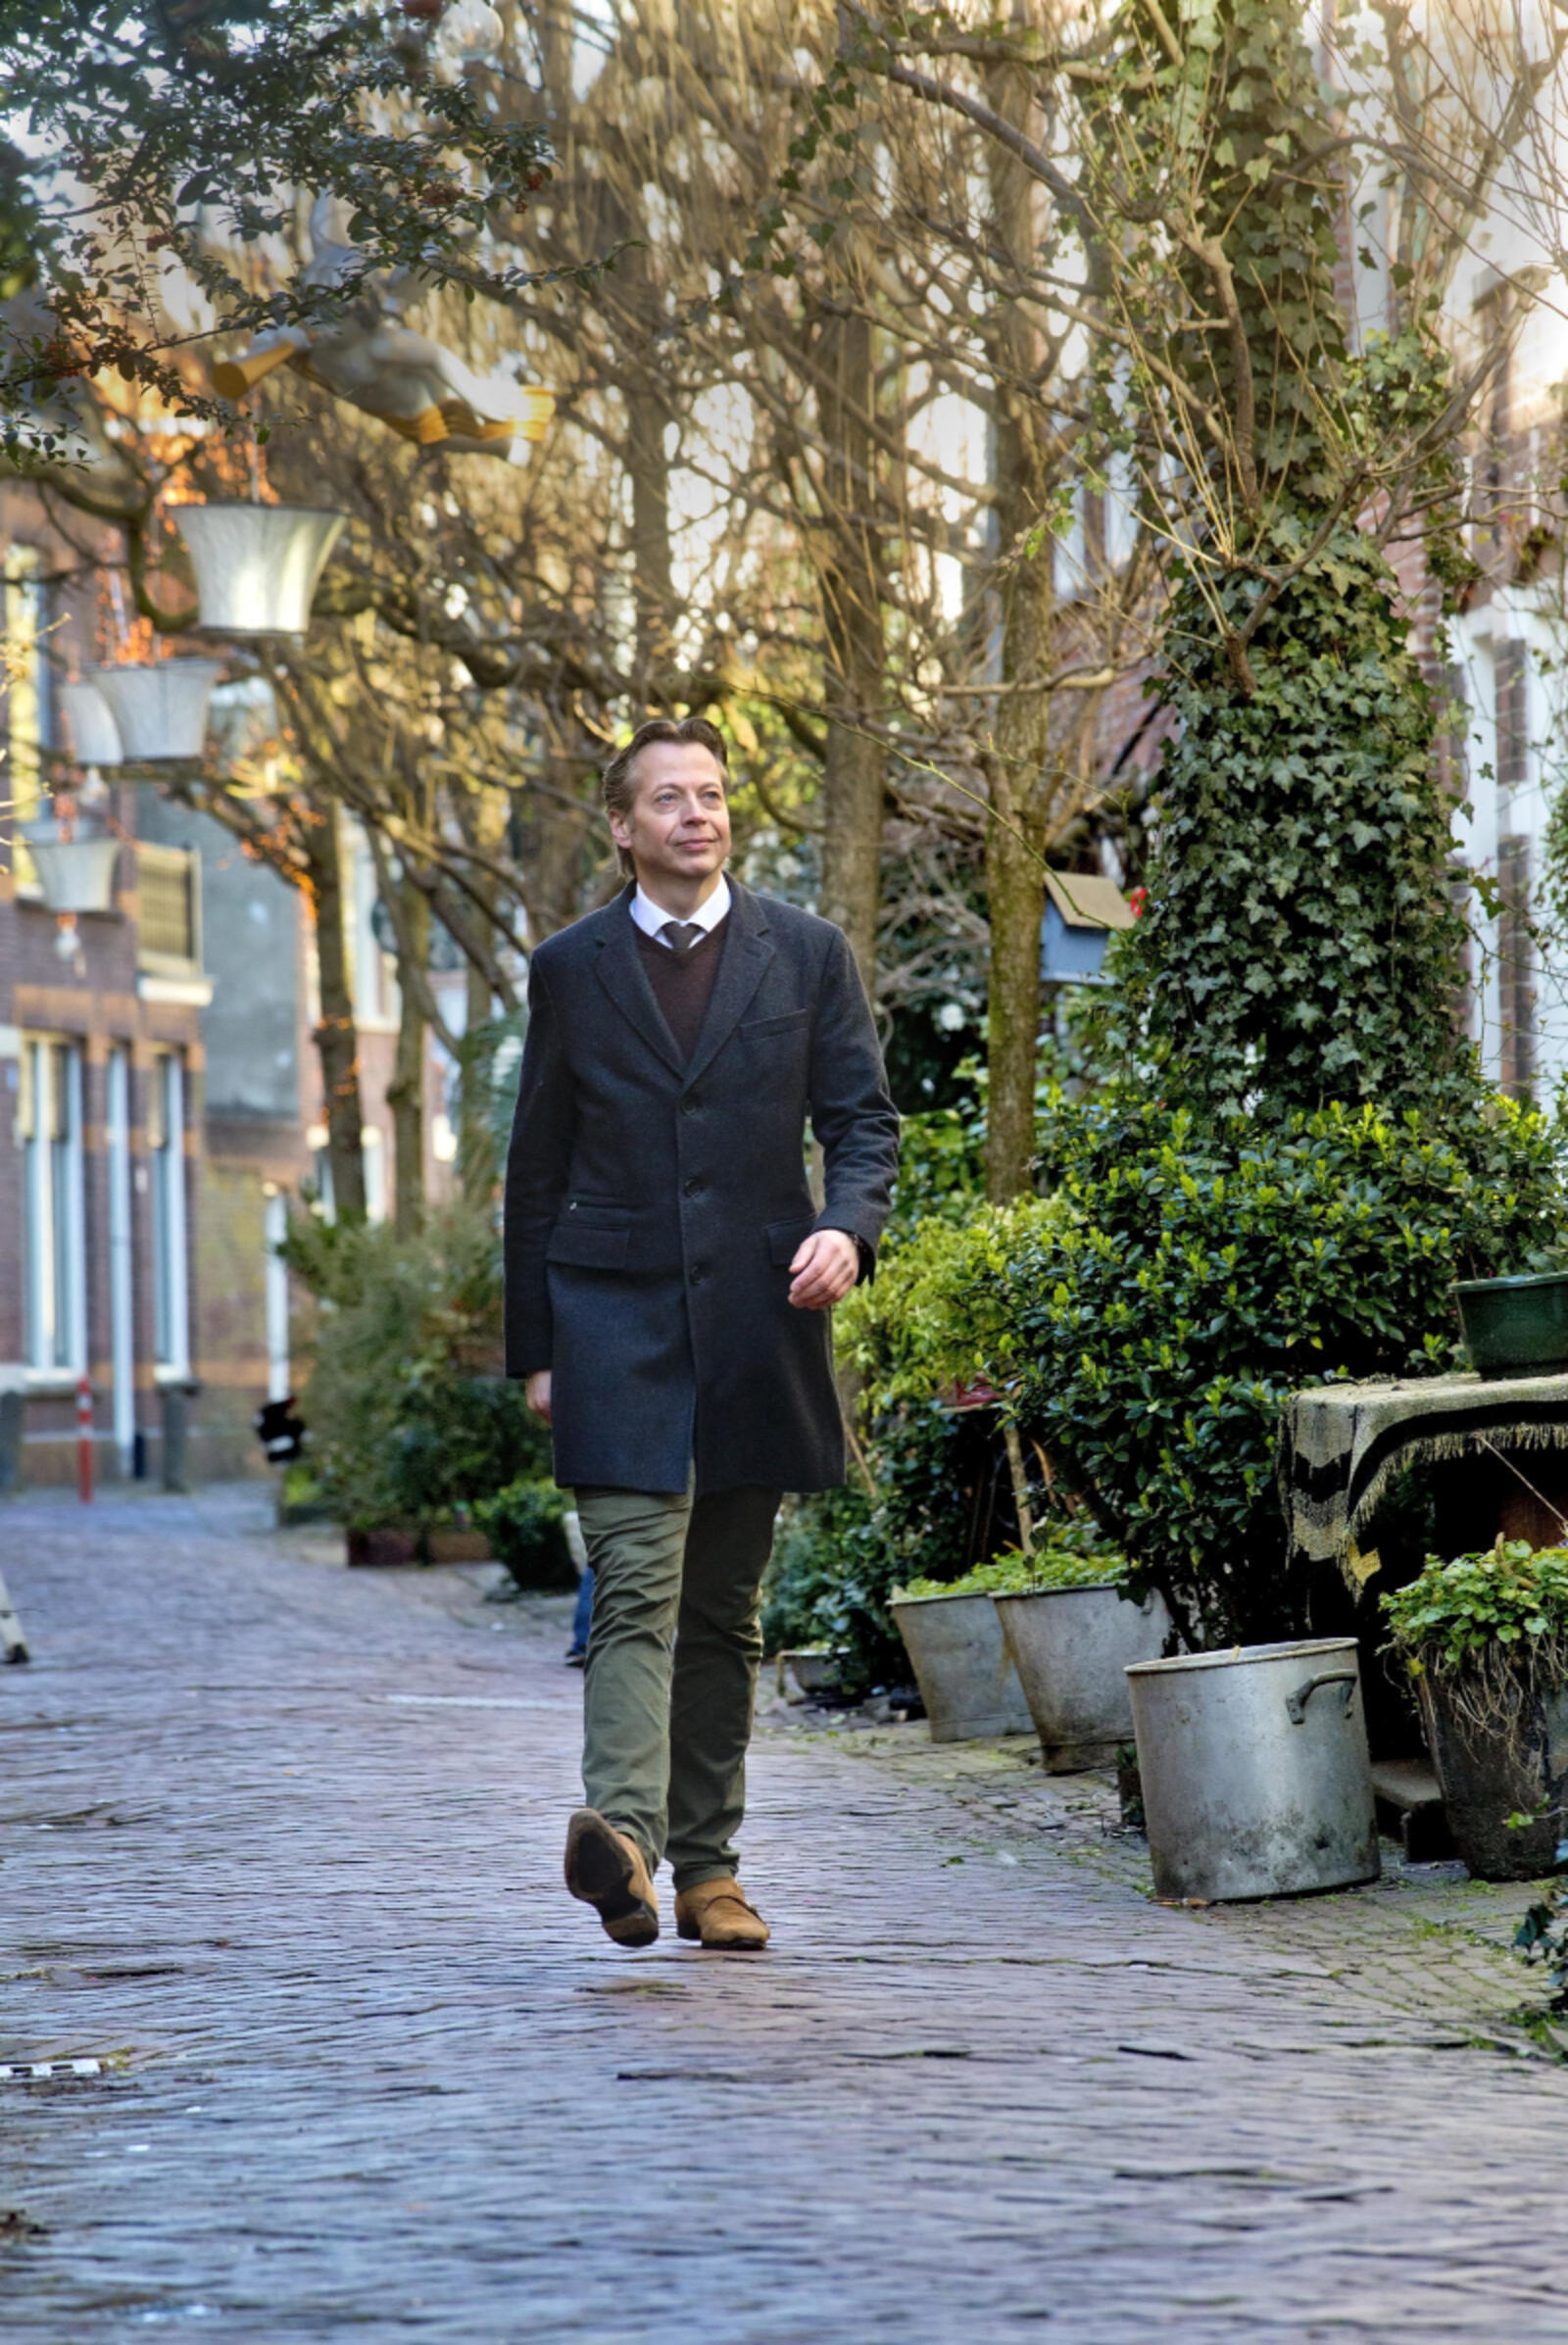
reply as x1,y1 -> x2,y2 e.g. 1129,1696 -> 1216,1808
883,1094 -> 987,1243
280,1205 -> 550,1531
985,1093 -> 1568,1647
836,1195 -> 1057,1409
760,1481 -> 881,1661
897,1541 -> 1128,1602
760,1406 -> 997,1694
475,1480 -> 575,1591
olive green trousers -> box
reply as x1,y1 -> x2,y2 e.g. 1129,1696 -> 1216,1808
574,1478 -> 781,1892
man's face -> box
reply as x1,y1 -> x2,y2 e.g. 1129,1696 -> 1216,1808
611,742 -> 731,887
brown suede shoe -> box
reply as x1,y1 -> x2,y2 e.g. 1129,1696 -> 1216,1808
564,1808 -> 660,1947
673,1877 -> 770,1949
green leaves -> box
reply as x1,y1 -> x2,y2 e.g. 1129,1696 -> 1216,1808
976,1093 -> 1568,1646
1384,1540 -> 1568,1675
1102,520 -> 1478,1126
2,2 -> 555,439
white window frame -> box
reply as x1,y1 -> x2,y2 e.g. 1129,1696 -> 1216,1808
21,1036 -> 86,1380
150,1051 -> 191,1381
107,1047 -> 136,1469
264,1188 -> 290,1403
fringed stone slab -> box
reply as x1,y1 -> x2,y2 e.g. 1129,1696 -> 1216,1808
1280,1370 -> 1568,1587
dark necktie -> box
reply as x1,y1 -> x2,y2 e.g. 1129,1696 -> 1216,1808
661,920 -> 705,959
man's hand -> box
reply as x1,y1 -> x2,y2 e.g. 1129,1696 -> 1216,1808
525,1370 -> 553,1425
788,1228 -> 859,1311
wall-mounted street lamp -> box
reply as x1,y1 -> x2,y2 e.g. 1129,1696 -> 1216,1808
172,504 -> 347,638
59,678 -> 123,769
89,660 -> 223,764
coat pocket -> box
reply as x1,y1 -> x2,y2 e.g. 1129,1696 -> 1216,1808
547,1222 -> 631,1270
766,1216 -> 818,1267
740,1007 -> 811,1041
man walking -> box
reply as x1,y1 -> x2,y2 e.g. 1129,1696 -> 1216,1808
505,716 -> 899,1951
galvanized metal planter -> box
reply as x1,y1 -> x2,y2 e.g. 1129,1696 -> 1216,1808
996,1583 -> 1171,1772
173,503 -> 346,638
1416,1672 -> 1568,1881
59,679 -> 122,768
891,1590 -> 1034,1743
20,817 -> 122,914
1126,1637 -> 1380,1902
90,660 -> 223,762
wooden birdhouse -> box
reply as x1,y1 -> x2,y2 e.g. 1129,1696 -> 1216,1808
1039,870 -> 1137,986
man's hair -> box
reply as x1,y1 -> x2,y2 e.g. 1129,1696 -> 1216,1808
603,716 -> 730,877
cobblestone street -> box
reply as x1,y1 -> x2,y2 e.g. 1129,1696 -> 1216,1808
5,1487 -> 1568,2342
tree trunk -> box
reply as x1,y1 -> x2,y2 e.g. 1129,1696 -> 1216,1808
983,45 -> 1055,1202
627,374 -> 675,704
387,884 -> 429,1234
458,948 -> 496,1205
621,237 -> 676,706
304,802 -> 368,1224
816,299 -> 886,993
985,743 -> 1049,1200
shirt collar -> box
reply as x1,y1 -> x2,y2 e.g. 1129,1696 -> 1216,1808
629,873 -> 732,944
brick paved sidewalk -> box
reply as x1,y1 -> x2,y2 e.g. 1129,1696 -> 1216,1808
4,1486 -> 1568,2342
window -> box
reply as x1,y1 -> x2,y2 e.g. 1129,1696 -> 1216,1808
135,842 -> 201,969
20,1037 -> 85,1375
106,1047 -> 136,1468
362,1124 -> 388,1223
149,1052 -> 190,1376
6,546 -> 51,892
348,820 -> 397,1028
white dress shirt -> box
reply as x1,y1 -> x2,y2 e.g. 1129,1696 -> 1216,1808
629,874 -> 732,946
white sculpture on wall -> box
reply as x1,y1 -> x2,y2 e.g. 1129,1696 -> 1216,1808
212,197 -> 552,460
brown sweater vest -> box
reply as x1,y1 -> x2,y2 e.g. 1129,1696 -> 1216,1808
634,912 -> 730,1061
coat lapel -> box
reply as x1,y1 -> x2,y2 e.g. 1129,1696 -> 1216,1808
593,886 -> 686,1079
681,880 -> 774,1092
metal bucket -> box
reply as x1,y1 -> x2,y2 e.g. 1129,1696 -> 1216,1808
996,1584 -> 1171,1772
1126,1637 -> 1380,1902
891,1591 -> 1034,1742
173,503 -> 346,638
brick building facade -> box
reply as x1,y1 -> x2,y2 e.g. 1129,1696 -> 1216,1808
0,480 -> 451,1489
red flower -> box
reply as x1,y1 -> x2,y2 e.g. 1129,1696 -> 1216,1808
1128,886 -> 1149,918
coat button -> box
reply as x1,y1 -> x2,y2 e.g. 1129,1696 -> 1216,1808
689,1263 -> 704,1285
681,1097 -> 698,1116
684,1177 -> 703,1198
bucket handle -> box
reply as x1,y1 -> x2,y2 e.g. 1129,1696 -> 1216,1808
1286,1669 -> 1357,1726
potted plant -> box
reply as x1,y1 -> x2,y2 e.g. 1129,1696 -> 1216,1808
891,1558 -> 1034,1742
1455,1273 -> 1568,1379
1383,1539 -> 1568,1881
989,1539 -> 1172,1773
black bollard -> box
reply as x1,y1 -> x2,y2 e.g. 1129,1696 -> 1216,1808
0,1389 -> 23,1493
161,1385 -> 191,1493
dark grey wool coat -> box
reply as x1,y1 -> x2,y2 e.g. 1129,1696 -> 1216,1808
504,878 -> 900,1494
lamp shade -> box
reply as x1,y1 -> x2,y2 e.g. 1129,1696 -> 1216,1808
21,817 -> 122,914
172,503 -> 346,637
90,660 -> 223,762
518,385 -> 555,444
59,679 -> 123,768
